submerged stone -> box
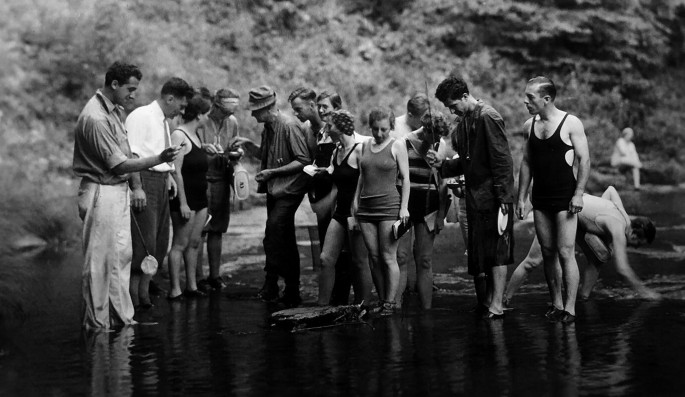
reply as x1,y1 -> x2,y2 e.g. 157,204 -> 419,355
269,304 -> 367,331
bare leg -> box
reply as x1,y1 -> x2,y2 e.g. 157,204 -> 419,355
632,167 -> 641,189
349,229 -> 372,304
504,236 -> 544,302
184,208 -> 207,292
579,261 -> 600,300
489,265 -> 507,315
169,212 -> 194,298
535,210 -> 564,311
360,221 -> 384,301
377,221 -> 401,303
556,211 -> 580,315
318,220 -> 346,305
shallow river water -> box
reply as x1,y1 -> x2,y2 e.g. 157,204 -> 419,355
1,187 -> 685,396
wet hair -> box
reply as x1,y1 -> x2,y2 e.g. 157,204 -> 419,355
420,111 -> 450,137
631,217 -> 656,244
316,91 -> 343,110
330,110 -> 355,136
368,107 -> 395,130
104,61 -> 142,87
181,96 -> 211,122
528,76 -> 557,101
288,87 -> 317,103
435,75 -> 469,103
161,77 -> 194,100
215,88 -> 240,100
407,94 -> 429,117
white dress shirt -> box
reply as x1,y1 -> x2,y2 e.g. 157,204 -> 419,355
125,100 -> 174,172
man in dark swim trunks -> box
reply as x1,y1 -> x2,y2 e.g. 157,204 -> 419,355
505,186 -> 660,304
516,76 -> 591,323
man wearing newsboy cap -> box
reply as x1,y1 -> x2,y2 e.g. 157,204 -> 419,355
249,85 -> 312,307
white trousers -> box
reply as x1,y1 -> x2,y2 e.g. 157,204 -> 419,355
78,180 -> 135,328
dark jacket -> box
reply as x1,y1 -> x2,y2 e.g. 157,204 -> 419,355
440,101 -> 514,211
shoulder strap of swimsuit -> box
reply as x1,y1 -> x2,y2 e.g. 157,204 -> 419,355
529,116 -> 536,138
175,128 -> 197,148
554,113 -> 570,134
341,143 -> 359,164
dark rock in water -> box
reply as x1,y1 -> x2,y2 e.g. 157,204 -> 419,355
270,304 -> 367,331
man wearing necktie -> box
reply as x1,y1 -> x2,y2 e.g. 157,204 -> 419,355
126,77 -> 194,309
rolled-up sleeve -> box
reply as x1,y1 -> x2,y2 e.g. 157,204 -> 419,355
482,112 -> 514,203
287,124 -> 312,165
85,118 -> 128,170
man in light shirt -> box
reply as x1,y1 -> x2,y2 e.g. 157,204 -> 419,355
72,61 -> 181,328
126,77 -> 194,308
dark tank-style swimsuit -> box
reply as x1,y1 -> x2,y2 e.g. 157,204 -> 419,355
170,129 -> 209,211
330,143 -> 360,228
529,113 -> 576,212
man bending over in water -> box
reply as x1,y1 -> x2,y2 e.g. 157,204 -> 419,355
505,186 -> 660,305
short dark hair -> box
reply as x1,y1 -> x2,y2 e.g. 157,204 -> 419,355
407,94 -> 429,116
317,91 -> 343,110
368,107 -> 395,130
181,96 -> 212,122
288,87 -> 317,103
197,87 -> 213,101
160,77 -> 194,100
631,217 -> 656,244
215,88 -> 240,100
104,61 -> 142,87
435,75 -> 469,103
528,76 -> 557,101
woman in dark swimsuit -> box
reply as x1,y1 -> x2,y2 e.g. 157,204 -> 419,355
317,110 -> 372,305
167,96 -> 212,300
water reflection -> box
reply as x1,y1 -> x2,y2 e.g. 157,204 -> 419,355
84,327 -> 134,397
4,188 -> 685,395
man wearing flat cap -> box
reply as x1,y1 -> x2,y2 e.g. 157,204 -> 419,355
250,85 -> 312,307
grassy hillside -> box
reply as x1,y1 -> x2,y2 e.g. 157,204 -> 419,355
0,0 -> 684,248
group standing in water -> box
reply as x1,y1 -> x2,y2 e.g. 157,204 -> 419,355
72,61 -> 659,330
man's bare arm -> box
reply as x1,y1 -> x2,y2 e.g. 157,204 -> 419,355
569,117 -> 591,197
